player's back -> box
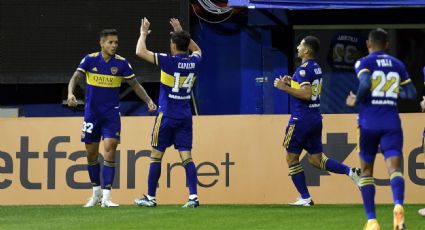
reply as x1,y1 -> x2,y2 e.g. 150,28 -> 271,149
354,51 -> 410,130
155,53 -> 201,119
290,59 -> 322,122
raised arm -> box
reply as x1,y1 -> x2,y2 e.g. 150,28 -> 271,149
127,78 -> 157,112
169,18 -> 202,56
136,17 -> 155,64
67,71 -> 84,107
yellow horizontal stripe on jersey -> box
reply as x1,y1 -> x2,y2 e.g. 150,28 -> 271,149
160,71 -> 196,88
124,74 -> 135,79
399,78 -> 411,86
86,72 -> 123,88
77,68 -> 86,73
290,80 -> 300,89
299,82 -> 311,87
357,68 -> 370,78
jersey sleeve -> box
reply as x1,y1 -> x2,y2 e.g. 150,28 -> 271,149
291,67 -> 310,89
76,55 -> 90,74
398,61 -> 411,86
354,58 -> 370,78
122,60 -> 135,80
154,53 -> 171,67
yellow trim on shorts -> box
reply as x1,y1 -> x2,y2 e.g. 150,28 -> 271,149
283,124 -> 295,149
152,112 -> 164,147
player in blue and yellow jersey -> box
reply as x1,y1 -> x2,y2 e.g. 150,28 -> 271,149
346,28 -> 416,230
274,36 -> 361,207
67,29 -> 157,208
134,18 -> 201,208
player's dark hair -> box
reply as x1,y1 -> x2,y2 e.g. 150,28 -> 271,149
100,29 -> 118,39
303,36 -> 320,55
171,31 -> 191,52
368,28 -> 388,48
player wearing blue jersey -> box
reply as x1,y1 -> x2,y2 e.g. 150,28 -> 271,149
274,36 -> 361,207
134,18 -> 201,208
67,29 -> 157,208
346,28 -> 416,230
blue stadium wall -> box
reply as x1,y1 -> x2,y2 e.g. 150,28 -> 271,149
191,20 -> 289,115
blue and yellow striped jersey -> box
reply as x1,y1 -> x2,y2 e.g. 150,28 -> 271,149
154,52 -> 201,119
354,51 -> 410,130
76,52 -> 135,114
289,59 -> 323,122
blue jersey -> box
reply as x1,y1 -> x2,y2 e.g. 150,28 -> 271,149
289,59 -> 322,122
154,52 -> 201,119
354,51 -> 411,130
77,52 -> 135,115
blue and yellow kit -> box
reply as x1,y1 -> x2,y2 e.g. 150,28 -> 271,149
355,51 -> 410,130
355,51 -> 411,163
76,52 -> 135,142
151,52 -> 201,152
283,59 -> 323,155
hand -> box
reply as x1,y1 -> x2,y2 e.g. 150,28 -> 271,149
274,76 -> 290,91
67,94 -> 78,107
170,18 -> 183,32
346,91 -> 357,107
281,75 -> 292,85
140,17 -> 151,35
147,100 -> 157,112
420,96 -> 425,112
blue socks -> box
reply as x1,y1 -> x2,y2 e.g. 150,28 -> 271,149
147,161 -> 161,197
390,172 -> 404,205
183,159 -> 198,195
359,177 -> 376,220
102,160 -> 116,190
320,155 -> 350,175
289,163 -> 310,199
87,160 -> 100,186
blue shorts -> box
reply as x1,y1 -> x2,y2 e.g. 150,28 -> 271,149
81,112 -> 121,143
359,128 -> 403,164
151,113 -> 192,152
283,118 -> 323,154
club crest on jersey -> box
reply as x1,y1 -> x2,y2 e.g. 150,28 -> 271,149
111,67 -> 118,75
299,70 -> 306,77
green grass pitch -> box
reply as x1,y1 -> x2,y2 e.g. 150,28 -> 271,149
0,204 -> 423,229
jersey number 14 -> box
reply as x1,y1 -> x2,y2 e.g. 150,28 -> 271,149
172,72 -> 195,93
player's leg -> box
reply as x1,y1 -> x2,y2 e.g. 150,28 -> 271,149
100,137 -> 119,207
81,118 -> 102,207
358,128 -> 380,230
305,120 -> 359,181
135,112 -> 170,207
381,129 -> 405,230
99,114 -> 121,207
134,148 -> 164,207
174,118 -> 198,208
283,122 -> 312,206
179,150 -> 199,208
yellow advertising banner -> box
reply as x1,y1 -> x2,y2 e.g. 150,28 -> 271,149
0,114 -> 424,205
